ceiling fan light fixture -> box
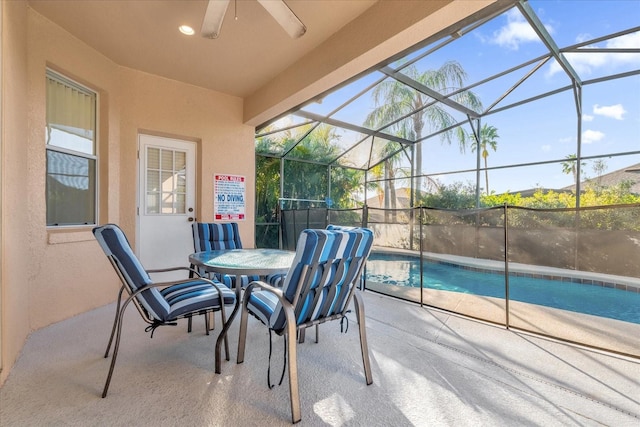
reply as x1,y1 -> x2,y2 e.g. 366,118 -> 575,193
201,0 -> 230,39
179,25 -> 195,36
257,0 -> 306,39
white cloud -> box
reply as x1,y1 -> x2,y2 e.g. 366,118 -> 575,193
576,33 -> 592,43
558,136 -> 573,144
490,9 -> 551,50
582,129 -> 605,144
547,31 -> 640,77
593,104 -> 626,120
541,144 -> 551,152
582,114 -> 594,122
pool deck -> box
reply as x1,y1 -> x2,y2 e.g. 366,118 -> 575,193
1,291 -> 639,425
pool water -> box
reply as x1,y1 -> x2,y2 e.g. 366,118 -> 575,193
365,253 -> 640,324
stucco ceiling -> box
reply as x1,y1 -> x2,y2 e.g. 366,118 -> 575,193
28,0 -> 377,98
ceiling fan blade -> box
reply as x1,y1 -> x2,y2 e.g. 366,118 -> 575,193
257,0 -> 306,39
201,0 -> 231,39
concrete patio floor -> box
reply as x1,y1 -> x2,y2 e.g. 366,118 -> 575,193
1,290 -> 639,426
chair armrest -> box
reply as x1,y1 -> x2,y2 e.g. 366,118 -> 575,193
146,266 -> 203,278
244,280 -> 284,299
134,276 -> 225,294
243,280 -> 294,324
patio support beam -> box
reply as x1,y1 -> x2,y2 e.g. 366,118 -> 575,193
517,0 -> 582,87
294,110 -> 414,147
380,66 -> 481,119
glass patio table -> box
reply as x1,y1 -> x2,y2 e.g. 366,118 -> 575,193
188,248 -> 295,373
189,248 -> 295,278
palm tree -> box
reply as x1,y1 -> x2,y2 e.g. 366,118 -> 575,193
364,61 -> 482,199
561,154 -> 586,184
367,141 -> 409,221
470,124 -> 499,194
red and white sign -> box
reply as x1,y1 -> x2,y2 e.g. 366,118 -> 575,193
214,174 -> 246,221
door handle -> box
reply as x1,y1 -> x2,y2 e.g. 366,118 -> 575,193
188,217 -> 195,222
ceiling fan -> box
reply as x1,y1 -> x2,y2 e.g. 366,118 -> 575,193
201,0 -> 307,39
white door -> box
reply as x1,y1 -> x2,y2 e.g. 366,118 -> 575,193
137,134 -> 196,280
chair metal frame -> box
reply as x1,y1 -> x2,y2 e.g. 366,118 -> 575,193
237,231 -> 373,424
95,226 -> 234,398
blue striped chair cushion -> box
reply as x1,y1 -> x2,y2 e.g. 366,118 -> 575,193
247,228 -> 373,333
193,222 -> 242,251
326,224 -> 368,288
192,222 -> 260,288
260,225 -> 360,290
94,224 -> 167,320
160,281 -> 236,319
218,271 -> 260,289
245,288 -> 280,326
94,224 -> 234,323
326,224 -> 360,231
265,273 -> 286,288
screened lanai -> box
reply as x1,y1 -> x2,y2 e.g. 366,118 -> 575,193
255,0 -> 639,223
254,0 -> 640,358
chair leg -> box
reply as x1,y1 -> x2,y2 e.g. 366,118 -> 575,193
298,325 -> 319,344
209,311 -> 216,331
214,299 -> 236,374
216,283 -> 243,373
102,295 -> 135,397
284,307 -> 301,423
187,315 -> 193,333
105,287 -> 125,358
204,313 -> 210,336
353,291 -> 373,385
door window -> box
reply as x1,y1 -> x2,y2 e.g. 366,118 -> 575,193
145,147 -> 187,215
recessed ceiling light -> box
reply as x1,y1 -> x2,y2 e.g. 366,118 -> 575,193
179,25 -> 195,36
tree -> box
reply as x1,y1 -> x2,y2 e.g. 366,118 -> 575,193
470,124 -> 499,194
364,62 -> 482,201
418,180 -> 477,209
561,154 -> 586,184
255,122 -> 365,246
367,142 -> 410,222
591,159 -> 608,188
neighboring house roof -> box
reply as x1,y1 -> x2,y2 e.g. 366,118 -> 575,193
510,188 -> 573,197
563,162 -> 640,194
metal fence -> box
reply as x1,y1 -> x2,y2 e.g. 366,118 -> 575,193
275,203 -> 640,359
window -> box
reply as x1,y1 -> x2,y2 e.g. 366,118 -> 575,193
145,146 -> 187,214
45,70 -> 97,226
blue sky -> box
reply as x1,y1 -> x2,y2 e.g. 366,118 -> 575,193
269,1 -> 640,195
407,0 -> 640,193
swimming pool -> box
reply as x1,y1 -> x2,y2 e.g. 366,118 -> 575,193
365,252 -> 640,325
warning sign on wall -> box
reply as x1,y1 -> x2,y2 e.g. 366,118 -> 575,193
214,174 -> 245,221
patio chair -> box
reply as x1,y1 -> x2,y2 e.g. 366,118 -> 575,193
191,222 -> 260,288
93,223 -> 236,397
264,224 -> 360,291
237,227 -> 374,423
283,224 -> 369,344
